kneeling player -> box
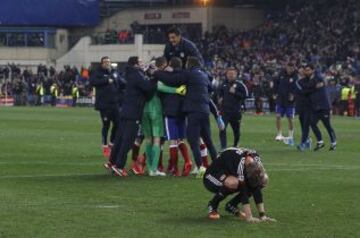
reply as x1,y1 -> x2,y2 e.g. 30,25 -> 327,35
203,148 -> 276,223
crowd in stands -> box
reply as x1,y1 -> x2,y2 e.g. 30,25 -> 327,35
198,0 -> 360,116
0,64 -> 92,106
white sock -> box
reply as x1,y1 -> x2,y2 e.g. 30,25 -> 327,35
200,146 -> 208,157
288,130 -> 294,138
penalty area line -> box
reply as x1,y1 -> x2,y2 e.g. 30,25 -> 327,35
0,173 -> 104,179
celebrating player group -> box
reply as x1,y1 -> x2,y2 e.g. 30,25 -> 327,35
89,26 -> 337,222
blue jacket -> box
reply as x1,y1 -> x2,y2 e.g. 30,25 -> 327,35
159,68 -> 184,118
219,79 -> 249,114
155,67 -> 211,114
310,83 -> 331,112
90,67 -> 124,111
274,70 -> 297,107
120,66 -> 157,120
295,75 -> 330,112
164,37 -> 204,67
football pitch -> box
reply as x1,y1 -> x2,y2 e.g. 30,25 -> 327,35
0,107 -> 359,238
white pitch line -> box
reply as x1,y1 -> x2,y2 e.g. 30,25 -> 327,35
0,203 -> 123,209
265,163 -> 360,169
0,162 -> 100,166
1,161 -> 360,170
0,165 -> 359,180
0,173 -> 103,179
0,161 -> 358,168
95,205 -> 122,209
268,167 -> 360,171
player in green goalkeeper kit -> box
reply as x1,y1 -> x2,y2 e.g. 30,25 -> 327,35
142,57 -> 186,176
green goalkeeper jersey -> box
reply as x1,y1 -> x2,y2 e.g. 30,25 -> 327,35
142,82 -> 178,137
143,82 -> 177,114
143,93 -> 162,114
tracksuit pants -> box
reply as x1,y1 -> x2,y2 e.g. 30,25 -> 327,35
299,109 -> 312,144
99,107 -> 121,145
186,112 -> 217,168
219,112 -> 241,149
110,118 -> 140,169
311,110 -> 336,144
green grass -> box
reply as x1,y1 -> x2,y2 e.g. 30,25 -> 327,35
0,107 -> 359,238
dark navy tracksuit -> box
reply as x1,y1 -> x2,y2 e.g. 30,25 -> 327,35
295,76 -> 319,144
90,67 -> 124,145
159,68 -> 186,140
109,66 -> 157,169
309,82 -> 337,144
164,37 -> 204,66
155,67 -> 217,168
295,75 -> 330,143
207,75 -> 222,121
164,36 -> 218,119
218,79 -> 249,149
274,71 -> 297,118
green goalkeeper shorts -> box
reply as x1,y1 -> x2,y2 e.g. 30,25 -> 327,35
141,111 -> 164,137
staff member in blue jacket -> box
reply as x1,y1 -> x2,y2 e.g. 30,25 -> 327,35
164,27 -> 204,67
90,56 -> 123,158
307,70 -> 337,151
164,27 -> 223,169
273,63 -> 297,145
295,64 -> 331,151
155,56 -> 218,178
106,56 -> 157,176
218,67 -> 249,149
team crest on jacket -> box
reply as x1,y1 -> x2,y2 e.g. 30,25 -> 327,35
180,52 -> 185,58
289,78 -> 294,83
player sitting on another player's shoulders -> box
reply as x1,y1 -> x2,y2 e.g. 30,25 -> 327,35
203,147 -> 276,223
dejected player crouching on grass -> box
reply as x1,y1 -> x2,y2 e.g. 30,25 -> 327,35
203,147 -> 276,223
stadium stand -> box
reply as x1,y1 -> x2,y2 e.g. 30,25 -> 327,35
0,0 -> 359,116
